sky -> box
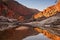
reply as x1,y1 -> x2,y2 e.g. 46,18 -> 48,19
15,0 -> 56,11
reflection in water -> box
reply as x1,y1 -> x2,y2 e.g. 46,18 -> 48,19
23,33 -> 50,40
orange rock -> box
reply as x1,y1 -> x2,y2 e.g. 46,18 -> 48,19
55,2 -> 60,12
18,16 -> 25,22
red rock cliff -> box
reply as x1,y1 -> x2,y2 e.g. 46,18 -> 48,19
0,0 -> 39,22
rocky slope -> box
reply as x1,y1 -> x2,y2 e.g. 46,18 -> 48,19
0,0 -> 39,22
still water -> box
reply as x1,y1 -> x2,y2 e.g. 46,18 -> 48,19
23,33 -> 51,40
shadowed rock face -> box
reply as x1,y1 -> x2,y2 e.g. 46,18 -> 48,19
0,0 -> 39,23
1,0 -> 39,19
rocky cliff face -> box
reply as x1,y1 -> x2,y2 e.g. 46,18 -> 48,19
0,0 -> 39,22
